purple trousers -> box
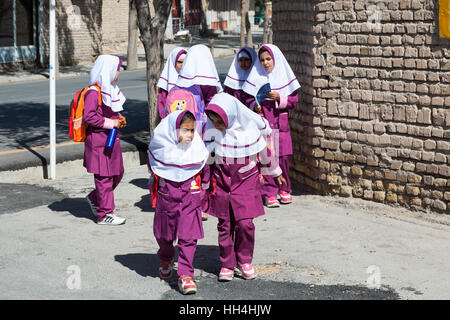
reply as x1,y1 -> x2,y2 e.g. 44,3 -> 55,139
217,211 -> 255,269
156,238 -> 197,277
88,172 -> 123,220
262,155 -> 291,199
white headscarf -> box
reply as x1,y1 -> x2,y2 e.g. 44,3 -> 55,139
242,44 -> 300,98
203,92 -> 271,158
157,47 -> 187,92
89,55 -> 126,112
176,44 -> 222,92
224,47 -> 257,90
148,110 -> 209,182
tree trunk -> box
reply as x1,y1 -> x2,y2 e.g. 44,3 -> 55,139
135,0 -> 172,133
263,0 -> 272,44
127,0 -> 138,71
240,0 -> 247,47
199,0 -> 209,36
263,0 -> 269,43
245,10 -> 253,48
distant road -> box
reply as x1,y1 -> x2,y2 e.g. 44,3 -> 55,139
0,56 -> 234,152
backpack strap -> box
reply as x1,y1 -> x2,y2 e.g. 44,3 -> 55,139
87,84 -> 102,112
195,173 -> 202,192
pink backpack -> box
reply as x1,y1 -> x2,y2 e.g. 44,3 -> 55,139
164,85 -> 206,133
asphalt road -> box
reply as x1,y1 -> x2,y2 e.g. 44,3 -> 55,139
0,56 -> 234,152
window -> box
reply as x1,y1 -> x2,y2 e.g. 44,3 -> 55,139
0,0 -> 38,63
0,0 -> 15,47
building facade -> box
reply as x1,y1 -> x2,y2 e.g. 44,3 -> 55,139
273,0 -> 449,213
0,0 -> 262,68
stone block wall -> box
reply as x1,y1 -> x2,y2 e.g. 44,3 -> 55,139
41,0 -> 133,66
41,0 -> 103,66
273,0 -> 449,213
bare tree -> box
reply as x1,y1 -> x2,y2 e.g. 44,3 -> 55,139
134,0 -> 172,133
240,0 -> 253,48
240,0 -> 247,47
263,0 -> 272,44
127,0 -> 138,70
245,9 -> 253,47
199,0 -> 209,36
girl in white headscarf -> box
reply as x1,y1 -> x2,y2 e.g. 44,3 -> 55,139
202,92 -> 285,282
157,47 -> 187,119
223,46 -> 258,107
242,44 -> 300,208
84,54 -> 127,225
147,110 -> 209,295
175,44 -> 222,106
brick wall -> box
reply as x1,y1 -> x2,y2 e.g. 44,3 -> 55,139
101,0 -> 131,55
41,0 -> 103,66
273,0 -> 449,213
41,0 -> 134,66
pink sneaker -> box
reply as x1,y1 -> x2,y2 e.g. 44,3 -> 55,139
218,267 -> 234,281
178,275 -> 197,294
235,263 -> 257,280
279,191 -> 292,204
265,197 -> 280,208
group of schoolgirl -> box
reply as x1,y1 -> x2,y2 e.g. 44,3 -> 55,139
81,43 -> 300,295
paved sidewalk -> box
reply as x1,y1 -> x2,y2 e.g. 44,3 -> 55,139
1,164 -> 450,300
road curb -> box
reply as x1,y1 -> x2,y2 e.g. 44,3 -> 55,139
0,134 -> 150,182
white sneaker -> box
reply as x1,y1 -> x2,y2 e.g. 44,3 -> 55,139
97,214 -> 126,225
85,196 -> 98,218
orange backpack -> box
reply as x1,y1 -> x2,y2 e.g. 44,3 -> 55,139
69,85 -> 102,142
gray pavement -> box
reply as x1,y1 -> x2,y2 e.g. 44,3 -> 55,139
1,164 -> 450,300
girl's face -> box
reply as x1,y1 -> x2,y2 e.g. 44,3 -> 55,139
178,119 -> 195,146
238,57 -> 252,71
259,51 -> 274,73
176,58 -> 184,73
112,71 -> 120,84
208,112 -> 226,132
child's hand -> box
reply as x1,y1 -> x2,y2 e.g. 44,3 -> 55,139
267,91 -> 280,101
275,174 -> 287,186
113,119 -> 121,129
118,115 -> 127,128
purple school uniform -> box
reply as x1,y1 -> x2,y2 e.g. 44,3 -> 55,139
199,85 -> 218,106
83,89 -> 124,218
207,157 -> 264,221
256,91 -> 298,197
153,175 -> 204,277
223,86 -> 254,108
83,89 -> 124,177
153,177 -> 204,242
259,91 -> 298,157
206,156 -> 264,269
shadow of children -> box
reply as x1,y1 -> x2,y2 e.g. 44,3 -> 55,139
48,197 -> 97,223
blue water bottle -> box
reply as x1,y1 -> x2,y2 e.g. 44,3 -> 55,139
105,127 -> 118,149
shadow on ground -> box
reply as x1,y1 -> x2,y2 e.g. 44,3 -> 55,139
0,183 -> 66,215
48,197 -> 97,222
